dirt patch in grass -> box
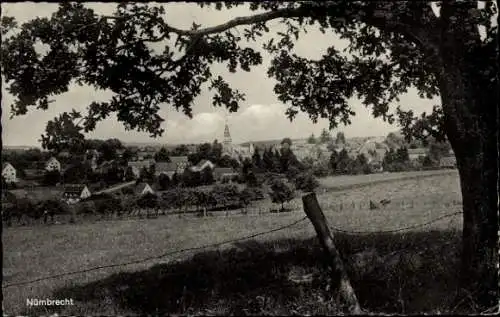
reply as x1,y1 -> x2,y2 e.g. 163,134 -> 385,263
21,230 -> 462,316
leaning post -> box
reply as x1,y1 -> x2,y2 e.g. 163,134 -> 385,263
302,192 -> 362,314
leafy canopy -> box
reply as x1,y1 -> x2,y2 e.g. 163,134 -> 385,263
1,2 -> 497,143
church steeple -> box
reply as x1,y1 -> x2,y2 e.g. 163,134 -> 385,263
223,117 -> 232,148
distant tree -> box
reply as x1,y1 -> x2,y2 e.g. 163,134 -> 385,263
385,132 -> 403,149
307,133 -> 317,144
396,147 -> 410,163
200,166 -> 215,185
139,166 -> 154,183
383,147 -> 410,172
239,187 -> 253,211
320,128 -> 332,144
182,168 -> 201,187
171,144 -> 190,156
210,139 -> 223,162
43,169 -> 61,186
285,164 -> 301,181
252,148 -> 262,168
332,149 -> 352,175
158,173 -> 171,190
124,166 -> 136,181
63,162 -> 92,183
218,155 -> 240,169
154,147 -> 171,162
23,148 -> 45,162
172,172 -> 180,187
428,138 -> 453,162
422,155 -> 434,168
198,143 -> 212,159
136,192 -> 159,209
97,138 -> 123,162
121,148 -> 134,162
269,178 -> 296,212
352,153 -> 370,175
104,163 -> 125,185
335,132 -> 346,145
294,172 -> 320,192
281,137 -> 292,147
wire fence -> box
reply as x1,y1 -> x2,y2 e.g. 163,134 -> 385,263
2,206 -> 464,289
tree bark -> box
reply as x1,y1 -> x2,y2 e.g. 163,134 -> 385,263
302,193 -> 362,314
439,56 -> 498,311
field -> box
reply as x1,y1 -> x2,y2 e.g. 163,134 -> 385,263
3,170 -> 465,315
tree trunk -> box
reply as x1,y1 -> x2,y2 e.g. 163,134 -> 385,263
439,55 -> 498,311
302,193 -> 362,314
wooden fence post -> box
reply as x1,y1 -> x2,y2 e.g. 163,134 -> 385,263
302,193 -> 362,314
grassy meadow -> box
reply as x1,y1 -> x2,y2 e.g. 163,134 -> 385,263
3,170 -> 467,315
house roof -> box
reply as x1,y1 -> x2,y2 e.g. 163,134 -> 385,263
195,159 -> 214,169
47,156 -> 59,163
170,156 -> 189,164
57,151 -> 71,158
2,162 -> 14,171
99,160 -> 117,169
408,148 -> 428,155
213,167 -> 236,175
128,160 -> 154,168
137,151 -> 155,157
440,156 -> 456,165
135,182 -> 153,195
155,162 -> 177,172
63,184 -> 88,194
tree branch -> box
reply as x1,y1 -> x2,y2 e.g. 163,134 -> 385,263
165,8 -> 307,36
365,2 -> 442,57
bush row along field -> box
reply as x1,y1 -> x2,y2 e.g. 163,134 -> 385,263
3,170 -> 463,315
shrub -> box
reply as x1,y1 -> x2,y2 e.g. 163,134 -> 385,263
294,172 -> 320,192
269,178 -> 296,211
136,192 -> 159,209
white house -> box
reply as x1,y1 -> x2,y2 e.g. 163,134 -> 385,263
45,157 -> 62,172
135,183 -> 155,196
2,162 -> 17,183
62,184 -> 91,204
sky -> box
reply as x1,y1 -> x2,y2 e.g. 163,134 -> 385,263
1,2 -> 439,147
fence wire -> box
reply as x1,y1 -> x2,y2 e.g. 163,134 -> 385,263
2,216 -> 308,289
3,209 -> 463,289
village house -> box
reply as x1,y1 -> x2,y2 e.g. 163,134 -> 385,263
440,156 -> 457,169
155,162 -> 178,178
2,162 -> 17,184
45,157 -> 62,172
62,184 -> 91,204
190,159 -> 216,172
135,182 -> 155,196
136,151 -> 156,161
127,159 -> 155,178
408,148 -> 429,161
169,156 -> 190,173
213,167 -> 239,182
97,160 -> 119,175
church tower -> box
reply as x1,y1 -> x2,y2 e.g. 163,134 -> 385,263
223,117 -> 232,151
